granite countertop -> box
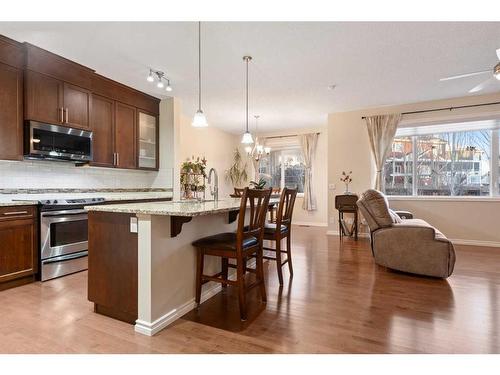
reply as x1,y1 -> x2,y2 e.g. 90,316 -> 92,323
0,198 -> 39,207
0,191 -> 173,207
85,197 -> 280,217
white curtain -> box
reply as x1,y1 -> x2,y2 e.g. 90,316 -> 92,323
299,133 -> 318,211
365,114 -> 401,190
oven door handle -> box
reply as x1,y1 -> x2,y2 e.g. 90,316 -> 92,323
42,251 -> 88,264
41,209 -> 87,217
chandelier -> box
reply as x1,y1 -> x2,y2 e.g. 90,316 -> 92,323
245,115 -> 271,162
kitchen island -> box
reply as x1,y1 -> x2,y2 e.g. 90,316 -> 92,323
86,198 -> 277,336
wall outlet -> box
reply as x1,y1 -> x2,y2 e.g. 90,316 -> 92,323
130,217 -> 138,233
328,183 -> 336,190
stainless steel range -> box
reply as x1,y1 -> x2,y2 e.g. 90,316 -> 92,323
37,198 -> 105,281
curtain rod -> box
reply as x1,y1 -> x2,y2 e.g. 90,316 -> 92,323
361,101 -> 500,120
265,132 -> 320,140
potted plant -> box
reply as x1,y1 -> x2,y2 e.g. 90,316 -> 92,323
180,156 -> 207,200
249,177 -> 267,189
226,148 -> 248,187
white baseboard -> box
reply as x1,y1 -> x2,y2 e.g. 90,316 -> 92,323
326,230 -> 370,238
325,231 -> 500,248
135,283 -> 222,336
134,259 -> 256,336
293,221 -> 328,227
450,238 -> 500,248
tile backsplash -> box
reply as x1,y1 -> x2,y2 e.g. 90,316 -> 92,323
0,160 -> 173,189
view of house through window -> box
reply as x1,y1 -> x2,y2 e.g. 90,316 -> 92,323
259,148 -> 305,193
384,119 -> 500,197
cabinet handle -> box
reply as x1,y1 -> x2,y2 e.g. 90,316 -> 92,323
60,108 -> 64,123
113,153 -> 116,166
65,108 -> 69,123
116,153 -> 119,166
3,210 -> 29,216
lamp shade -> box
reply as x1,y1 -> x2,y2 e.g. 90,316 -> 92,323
192,110 -> 208,128
241,131 -> 254,144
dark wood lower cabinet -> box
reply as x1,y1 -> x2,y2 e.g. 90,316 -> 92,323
0,206 -> 38,291
88,211 -> 138,323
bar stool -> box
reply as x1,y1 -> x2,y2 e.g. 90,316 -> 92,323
262,188 -> 297,285
192,188 -> 272,320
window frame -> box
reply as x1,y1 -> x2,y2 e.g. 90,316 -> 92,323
384,124 -> 500,199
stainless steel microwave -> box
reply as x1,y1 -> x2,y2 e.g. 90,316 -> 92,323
24,121 -> 93,162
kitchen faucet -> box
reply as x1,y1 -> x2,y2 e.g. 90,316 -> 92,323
208,167 -> 219,202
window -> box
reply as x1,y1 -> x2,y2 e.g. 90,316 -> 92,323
384,136 -> 413,196
259,148 -> 305,193
383,119 -> 500,197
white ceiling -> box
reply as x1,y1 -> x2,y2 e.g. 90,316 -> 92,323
1,22 -> 500,133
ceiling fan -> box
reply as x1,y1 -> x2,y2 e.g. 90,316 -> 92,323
440,48 -> 500,93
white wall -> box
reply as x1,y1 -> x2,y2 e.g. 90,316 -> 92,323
171,98 -> 240,200
327,92 -> 500,245
254,126 -> 328,226
0,98 -> 175,191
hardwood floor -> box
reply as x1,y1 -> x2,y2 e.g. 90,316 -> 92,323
0,225 -> 499,353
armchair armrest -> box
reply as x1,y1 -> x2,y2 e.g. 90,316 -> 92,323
393,210 -> 413,220
372,223 -> 455,278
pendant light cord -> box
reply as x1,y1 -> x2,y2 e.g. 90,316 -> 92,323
198,21 -> 202,111
245,57 -> 249,132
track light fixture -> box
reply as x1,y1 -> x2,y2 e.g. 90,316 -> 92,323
146,69 -> 173,92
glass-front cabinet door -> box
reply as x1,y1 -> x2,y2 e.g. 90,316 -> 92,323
138,111 -> 158,169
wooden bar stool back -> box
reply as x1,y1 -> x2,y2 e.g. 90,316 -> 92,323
192,187 -> 272,320
262,188 -> 297,285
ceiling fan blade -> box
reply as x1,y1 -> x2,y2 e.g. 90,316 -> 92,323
497,48 -> 500,61
440,70 -> 490,81
469,78 -> 494,93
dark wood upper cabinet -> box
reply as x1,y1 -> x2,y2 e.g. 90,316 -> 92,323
115,102 -> 137,169
137,110 -> 159,170
0,62 -> 23,161
91,95 -> 115,167
25,70 -> 64,125
1,34 -> 160,169
25,43 -> 93,90
63,82 -> 91,129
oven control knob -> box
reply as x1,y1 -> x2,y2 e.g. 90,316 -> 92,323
53,200 -> 58,204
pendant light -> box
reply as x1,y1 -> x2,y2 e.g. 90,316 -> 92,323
192,21 -> 208,127
241,56 -> 254,144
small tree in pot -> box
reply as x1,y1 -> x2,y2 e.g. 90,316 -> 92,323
226,148 -> 248,187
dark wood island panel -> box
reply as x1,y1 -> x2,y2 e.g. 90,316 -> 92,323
88,211 -> 138,324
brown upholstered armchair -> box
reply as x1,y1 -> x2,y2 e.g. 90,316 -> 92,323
357,189 -> 456,278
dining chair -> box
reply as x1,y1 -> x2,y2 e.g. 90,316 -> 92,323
230,187 -> 245,198
262,188 -> 297,285
268,187 -> 282,222
192,187 -> 272,320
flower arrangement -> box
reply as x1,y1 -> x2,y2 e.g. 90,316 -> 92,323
180,156 -> 207,199
340,171 -> 353,194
